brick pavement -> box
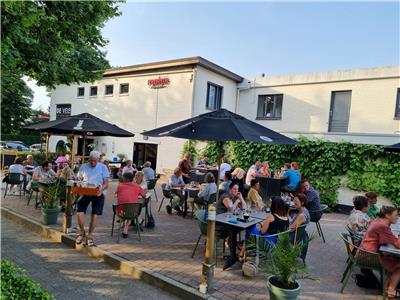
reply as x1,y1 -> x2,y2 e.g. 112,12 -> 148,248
1,217 -> 179,300
1,181 -> 382,300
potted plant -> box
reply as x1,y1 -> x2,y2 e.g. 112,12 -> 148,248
41,183 -> 61,225
258,231 -> 316,300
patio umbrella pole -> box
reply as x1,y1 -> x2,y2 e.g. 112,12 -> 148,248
200,141 -> 223,293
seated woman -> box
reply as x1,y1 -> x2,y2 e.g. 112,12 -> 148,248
216,182 -> 247,270
193,172 -> 217,210
219,171 -> 232,194
247,179 -> 265,210
289,193 -> 310,261
260,161 -> 270,177
116,172 -> 145,238
8,157 -> 26,195
360,206 -> 400,299
348,195 -> 371,238
134,171 -> 149,198
244,196 -> 289,257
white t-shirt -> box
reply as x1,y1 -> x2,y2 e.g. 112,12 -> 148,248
9,164 -> 24,181
122,166 -> 136,174
219,163 -> 232,180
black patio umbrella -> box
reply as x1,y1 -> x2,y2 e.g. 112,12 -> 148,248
25,113 -> 134,137
384,142 -> 400,153
142,108 -> 296,197
142,108 -> 296,144
25,113 -> 134,160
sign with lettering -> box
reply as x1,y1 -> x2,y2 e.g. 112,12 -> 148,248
56,104 -> 71,120
148,77 -> 170,89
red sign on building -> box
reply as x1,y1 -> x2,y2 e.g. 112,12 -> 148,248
148,77 -> 170,89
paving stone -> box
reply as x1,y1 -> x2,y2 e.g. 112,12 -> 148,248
1,181 -> 381,300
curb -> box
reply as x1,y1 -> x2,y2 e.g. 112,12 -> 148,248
1,207 -> 216,300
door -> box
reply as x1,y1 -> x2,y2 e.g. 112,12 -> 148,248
133,143 -> 158,170
328,91 -> 352,133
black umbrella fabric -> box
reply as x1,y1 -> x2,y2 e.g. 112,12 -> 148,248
25,113 -> 134,137
142,109 -> 296,144
384,142 -> 400,153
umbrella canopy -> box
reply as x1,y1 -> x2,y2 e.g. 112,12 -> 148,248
142,108 -> 296,144
25,113 -> 134,137
384,142 -> 400,153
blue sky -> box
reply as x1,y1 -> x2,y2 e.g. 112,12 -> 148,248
30,1 -> 399,109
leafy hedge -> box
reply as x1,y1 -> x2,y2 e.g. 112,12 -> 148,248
1,259 -> 53,300
200,137 -> 400,208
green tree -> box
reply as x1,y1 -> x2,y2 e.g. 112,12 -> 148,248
1,1 -> 121,133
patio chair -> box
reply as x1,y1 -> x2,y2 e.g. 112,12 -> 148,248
113,203 -> 143,243
345,224 -> 363,246
4,173 -> 25,198
309,204 -> 328,243
339,232 -> 384,294
26,181 -> 41,208
158,183 -> 174,212
191,209 -> 225,265
147,178 -> 159,202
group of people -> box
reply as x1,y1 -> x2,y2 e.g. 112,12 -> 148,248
215,180 -> 316,270
348,193 -> 400,298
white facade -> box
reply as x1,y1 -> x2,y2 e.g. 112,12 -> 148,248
237,65 -> 400,144
49,57 -> 400,172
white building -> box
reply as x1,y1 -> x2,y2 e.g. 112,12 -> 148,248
49,57 -> 400,173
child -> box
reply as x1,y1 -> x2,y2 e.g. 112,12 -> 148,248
365,192 -> 379,218
115,172 -> 145,238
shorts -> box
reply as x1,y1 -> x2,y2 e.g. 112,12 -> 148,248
77,194 -> 105,215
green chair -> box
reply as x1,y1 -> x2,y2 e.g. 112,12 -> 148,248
191,209 -> 225,265
113,203 -> 143,243
339,232 -> 384,294
4,173 -> 25,198
309,204 -> 328,243
158,183 -> 174,212
147,178 -> 159,202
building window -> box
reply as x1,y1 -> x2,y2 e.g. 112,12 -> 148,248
395,88 -> 400,119
206,82 -> 223,110
77,87 -> 84,97
120,83 -> 129,94
257,94 -> 283,119
105,84 -> 114,95
90,86 -> 98,96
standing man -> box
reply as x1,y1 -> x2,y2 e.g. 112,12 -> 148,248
76,151 -> 109,247
219,157 -> 232,181
178,152 -> 192,184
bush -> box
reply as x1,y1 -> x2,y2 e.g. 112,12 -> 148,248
1,259 -> 53,300
1,134 -> 41,146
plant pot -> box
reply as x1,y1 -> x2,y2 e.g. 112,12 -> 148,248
267,275 -> 301,300
42,207 -> 61,225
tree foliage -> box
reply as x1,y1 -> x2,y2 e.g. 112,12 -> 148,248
1,1 -> 121,133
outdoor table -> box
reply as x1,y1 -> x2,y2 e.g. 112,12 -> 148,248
248,210 -> 268,220
193,167 -> 218,182
171,185 -> 200,217
216,212 -> 263,229
256,176 -> 285,201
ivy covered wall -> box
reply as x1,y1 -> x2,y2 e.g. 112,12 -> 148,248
199,138 -> 400,208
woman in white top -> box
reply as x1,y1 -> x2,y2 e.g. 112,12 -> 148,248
8,157 -> 26,194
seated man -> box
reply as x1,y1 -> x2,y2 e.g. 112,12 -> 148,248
167,168 -> 186,214
197,155 -> 209,168
32,161 -> 56,183
116,172 -> 145,238
142,161 -> 155,180
281,162 -> 301,192
301,179 -> 322,222
245,161 -> 262,185
122,160 -> 137,175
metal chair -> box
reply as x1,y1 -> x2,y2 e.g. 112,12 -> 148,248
191,209 -> 225,265
158,183 -> 174,212
147,178 -> 159,202
4,173 -> 25,198
309,204 -> 328,243
113,203 -> 143,243
339,232 -> 384,294
27,181 -> 41,207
